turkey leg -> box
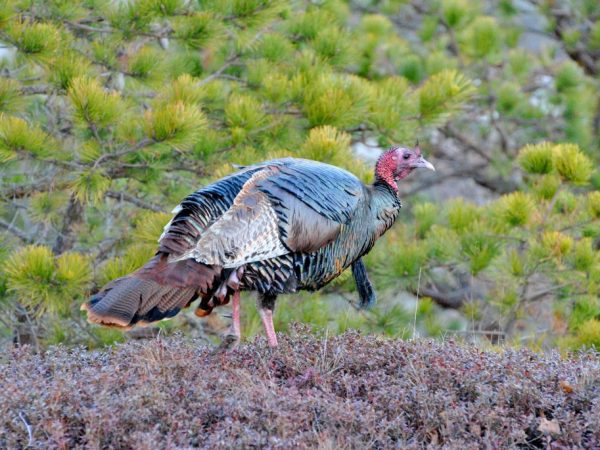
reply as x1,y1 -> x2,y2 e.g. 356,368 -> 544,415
220,290 -> 241,349
257,294 -> 278,347
231,290 -> 241,340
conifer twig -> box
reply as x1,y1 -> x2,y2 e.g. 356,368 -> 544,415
105,191 -> 165,212
197,55 -> 241,87
0,218 -> 32,243
92,138 -> 154,168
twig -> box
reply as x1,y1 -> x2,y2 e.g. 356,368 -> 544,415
196,55 -> 241,87
64,20 -> 113,34
0,218 -> 32,243
443,124 -> 493,163
412,267 -> 422,340
18,411 -> 33,447
92,138 -> 155,168
20,85 -> 56,95
105,191 -> 165,212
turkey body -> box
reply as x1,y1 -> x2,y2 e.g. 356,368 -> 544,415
83,157 -> 403,337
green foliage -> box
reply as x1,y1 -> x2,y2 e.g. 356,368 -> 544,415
98,246 -> 155,287
173,12 -> 223,49
7,20 -> 61,56
299,126 -> 368,178
518,142 -> 554,175
369,76 -> 415,140
447,198 -> 480,233
128,46 -> 163,80
413,202 -> 437,238
3,246 -> 91,316
29,191 -> 69,225
460,16 -> 501,59
0,79 -> 21,113
496,82 -> 522,115
302,74 -> 369,128
133,211 -> 173,244
569,296 -> 600,330
552,143 -> 594,184
533,174 -> 560,200
588,191 -> 600,218
225,94 -> 266,132
555,61 -> 583,92
144,101 -> 206,150
49,52 -> 92,90
541,231 -> 574,261
497,192 -> 534,227
570,238 -> 595,272
460,227 -> 500,274
441,0 -> 471,28
71,170 -> 111,204
518,142 -> 594,186
418,70 -> 474,123
68,77 -> 123,128
391,241 -> 427,279
0,114 -> 50,161
573,319 -> 600,349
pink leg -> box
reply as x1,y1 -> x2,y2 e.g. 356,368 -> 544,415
259,308 -> 278,348
231,290 -> 241,341
218,291 -> 241,351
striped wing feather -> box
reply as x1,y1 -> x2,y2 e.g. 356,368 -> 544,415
160,158 -> 365,269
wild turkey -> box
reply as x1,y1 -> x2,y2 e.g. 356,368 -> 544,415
82,145 -> 435,347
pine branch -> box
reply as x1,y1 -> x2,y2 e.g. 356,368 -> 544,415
64,20 -> 113,34
105,191 -> 165,212
0,218 -> 32,243
411,286 -> 467,309
20,85 -> 57,95
196,55 -> 241,87
92,138 -> 155,168
2,180 -> 67,199
442,124 -> 493,163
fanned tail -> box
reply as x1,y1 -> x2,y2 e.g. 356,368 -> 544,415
82,254 -> 222,328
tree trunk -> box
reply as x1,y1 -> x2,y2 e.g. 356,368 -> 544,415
53,194 -> 83,255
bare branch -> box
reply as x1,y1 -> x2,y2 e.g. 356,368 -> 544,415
196,55 -> 241,87
0,218 -> 32,243
92,138 -> 155,168
105,191 -> 165,212
18,412 -> 33,447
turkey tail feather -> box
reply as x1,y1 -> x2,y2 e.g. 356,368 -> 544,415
82,276 -> 197,328
352,259 -> 376,309
82,254 -> 221,328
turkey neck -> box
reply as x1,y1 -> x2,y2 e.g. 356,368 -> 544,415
368,179 -> 402,237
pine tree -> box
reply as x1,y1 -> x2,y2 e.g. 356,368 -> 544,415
0,0 -> 597,349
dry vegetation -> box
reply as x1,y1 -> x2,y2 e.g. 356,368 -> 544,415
0,326 -> 598,449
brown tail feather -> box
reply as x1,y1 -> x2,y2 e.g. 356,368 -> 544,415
83,253 -> 223,328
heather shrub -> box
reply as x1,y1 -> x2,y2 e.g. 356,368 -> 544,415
0,331 -> 597,449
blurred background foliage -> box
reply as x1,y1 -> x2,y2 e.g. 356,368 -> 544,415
0,0 -> 598,351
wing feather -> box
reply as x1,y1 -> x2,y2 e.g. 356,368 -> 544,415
159,158 -> 366,268
189,168 -> 289,268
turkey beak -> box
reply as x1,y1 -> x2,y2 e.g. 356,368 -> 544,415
411,156 -> 435,171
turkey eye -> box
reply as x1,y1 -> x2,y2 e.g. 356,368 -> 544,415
403,153 -> 410,160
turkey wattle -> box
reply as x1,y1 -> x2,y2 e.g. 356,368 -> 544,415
82,145 -> 435,347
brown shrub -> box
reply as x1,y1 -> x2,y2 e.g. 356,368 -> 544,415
0,326 -> 598,449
